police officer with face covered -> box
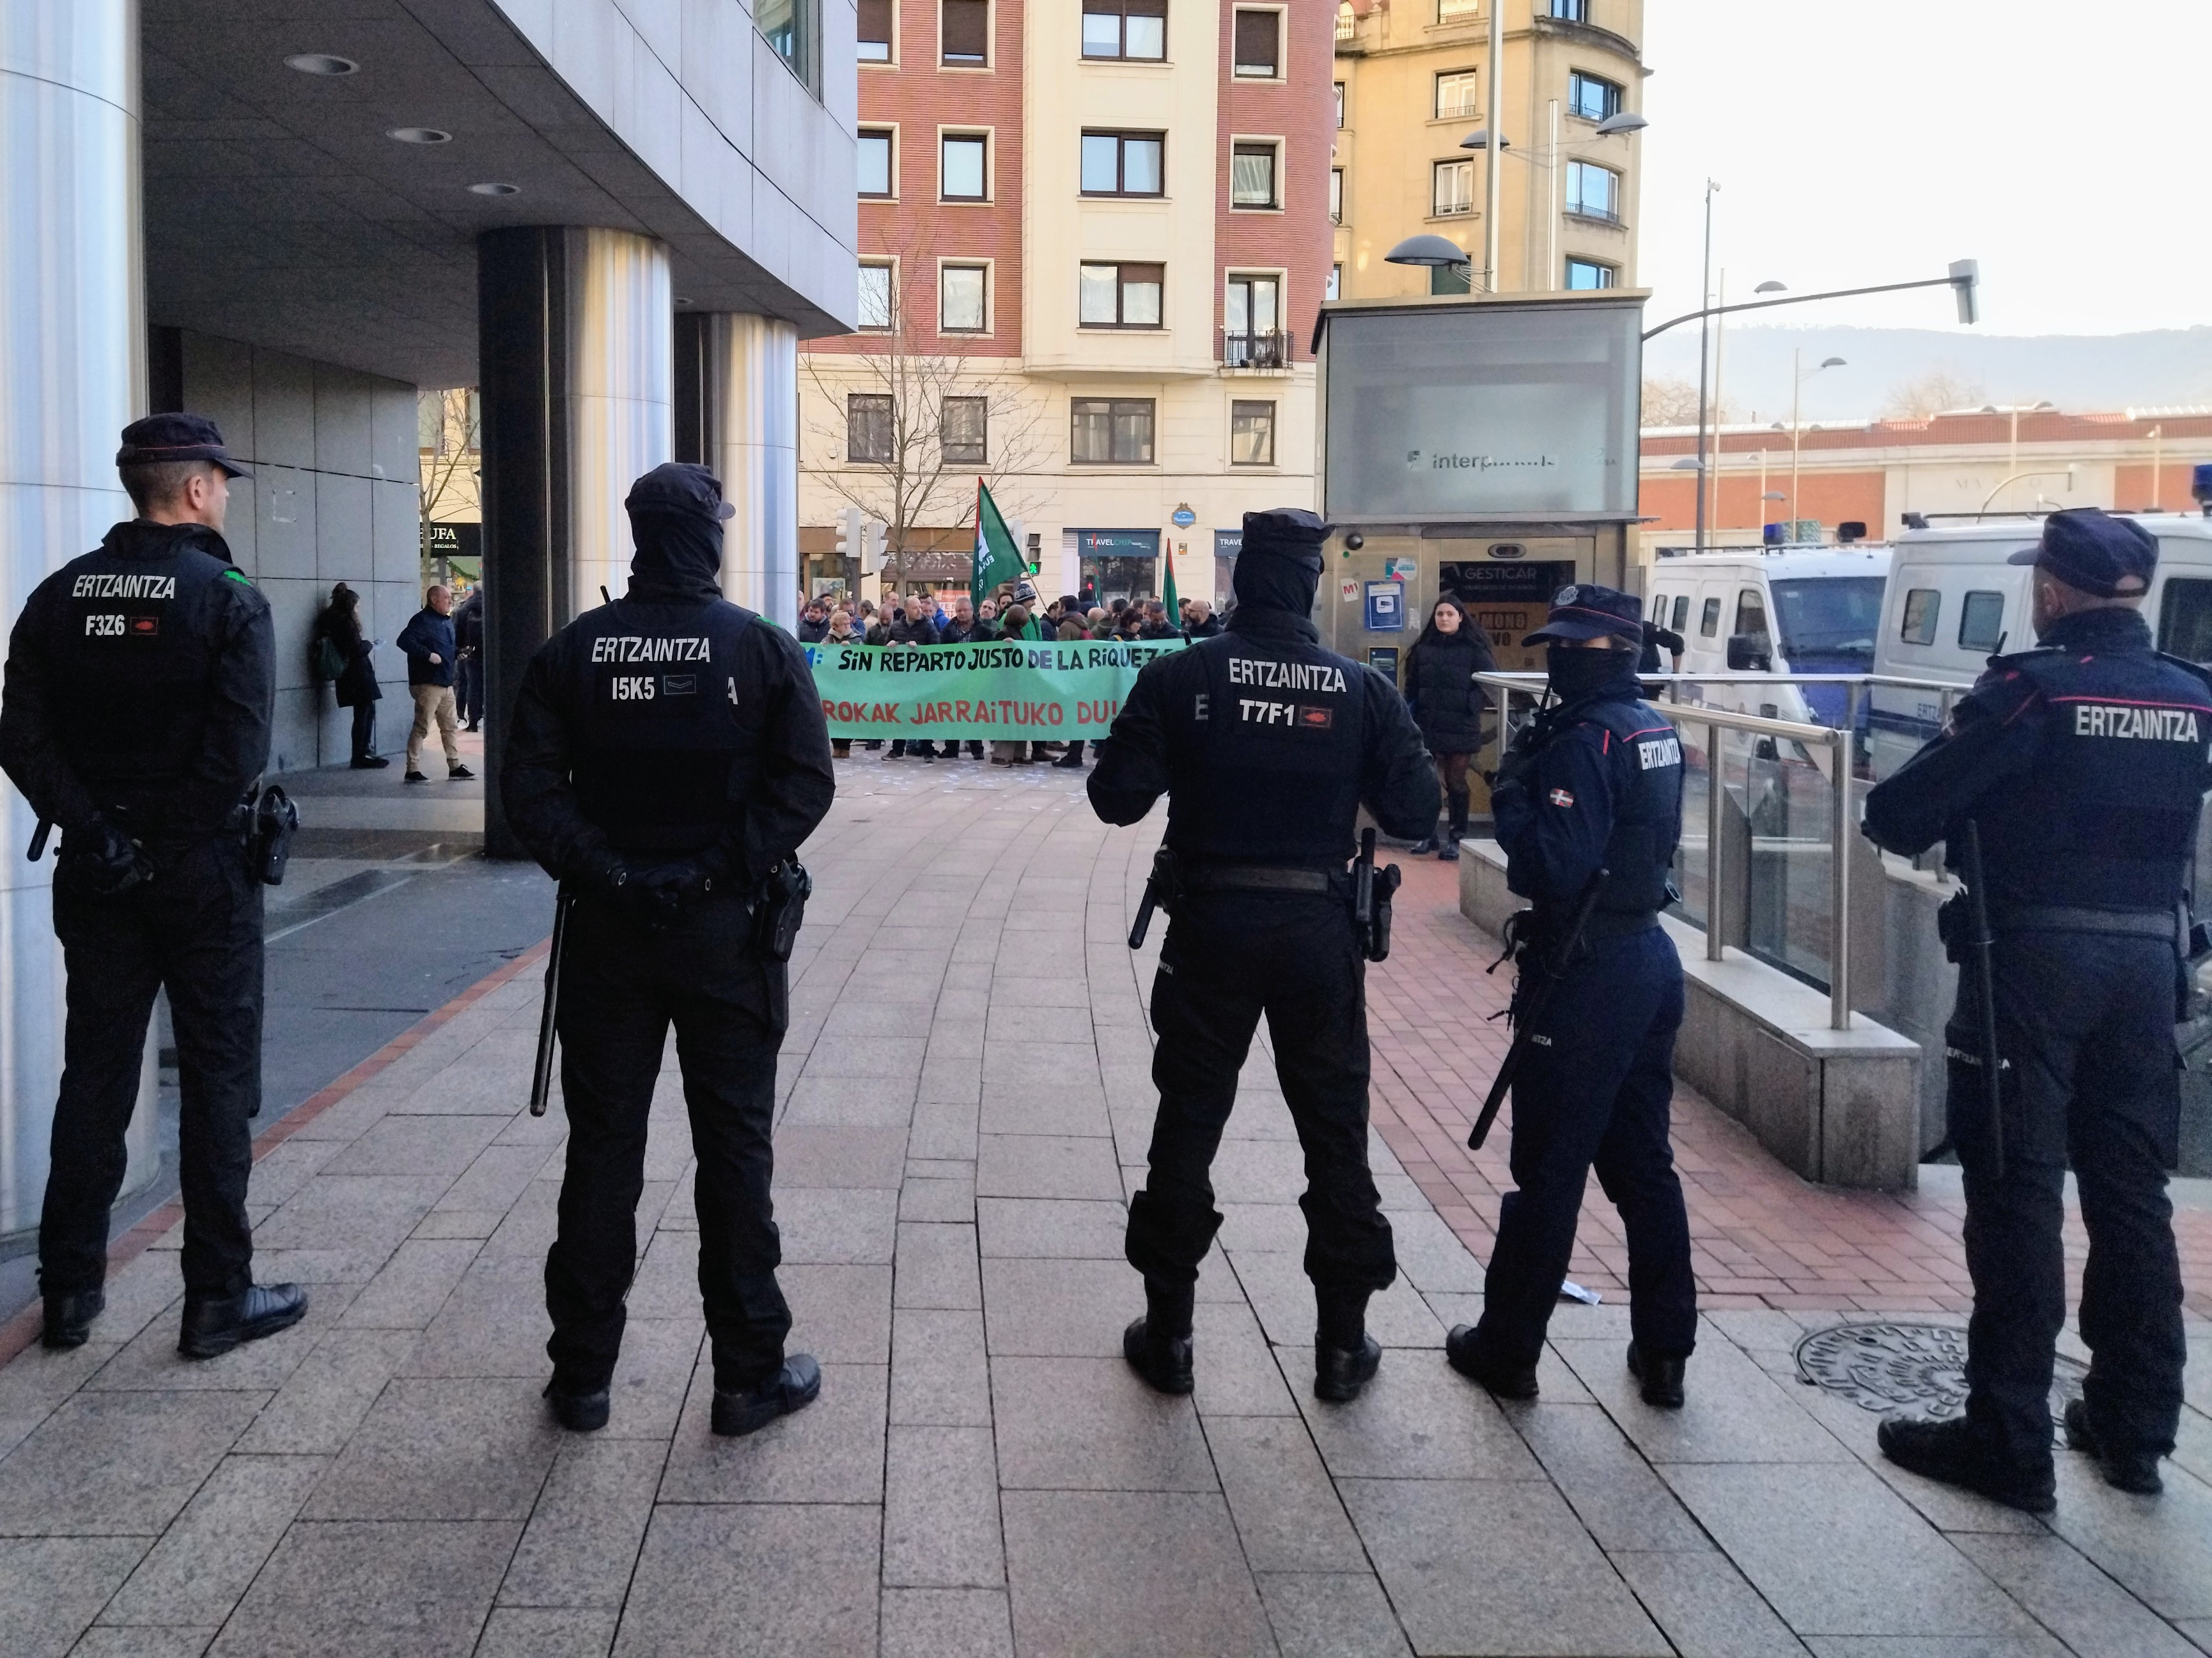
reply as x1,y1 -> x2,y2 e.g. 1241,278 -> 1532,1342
503,463 -> 836,1437
1864,508 -> 2209,1510
1445,584 -> 1696,1408
1088,509 -> 1439,1403
0,414 -> 307,1358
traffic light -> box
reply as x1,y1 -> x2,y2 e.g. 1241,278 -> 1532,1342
836,505 -> 862,564
861,518 -> 885,576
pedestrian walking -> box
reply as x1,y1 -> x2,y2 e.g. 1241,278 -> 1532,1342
1862,509 -> 2209,1509
397,585 -> 472,783
316,582 -> 387,769
1401,597 -> 1496,859
0,413 -> 306,1357
455,583 -> 485,730
1089,509 -> 1439,1403
1443,583 -> 1694,1409
503,462 -> 836,1437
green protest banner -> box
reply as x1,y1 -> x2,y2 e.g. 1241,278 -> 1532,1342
804,637 -> 1187,739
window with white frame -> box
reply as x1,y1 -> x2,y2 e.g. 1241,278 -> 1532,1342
940,132 -> 988,199
858,129 -> 894,197
1082,0 -> 1165,59
858,262 -> 894,329
1434,70 -> 1477,119
1329,167 -> 1343,223
1231,142 -> 1279,208
1326,263 -> 1342,301
940,264 -> 986,331
1437,0 -> 1479,20
1231,8 -> 1280,76
1333,81 -> 1345,127
1564,159 -> 1620,221
1432,157 -> 1473,215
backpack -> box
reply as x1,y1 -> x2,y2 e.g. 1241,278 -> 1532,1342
313,634 -> 348,682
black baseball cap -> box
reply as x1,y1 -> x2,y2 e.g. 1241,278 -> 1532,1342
1523,583 -> 1644,645
116,413 -> 249,478
625,462 -> 736,522
2007,508 -> 2156,597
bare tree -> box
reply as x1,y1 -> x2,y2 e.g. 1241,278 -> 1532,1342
1640,375 -> 1733,430
801,221 -> 1048,589
417,387 -> 479,556
1882,368 -> 1988,421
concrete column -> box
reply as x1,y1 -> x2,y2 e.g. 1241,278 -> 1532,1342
478,226 -> 672,857
0,0 -> 158,1235
676,312 -> 798,629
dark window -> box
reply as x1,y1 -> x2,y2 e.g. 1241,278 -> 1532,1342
1734,588 -> 1770,648
756,0 -> 813,83
1080,130 -> 1165,194
941,397 -> 987,464
1429,262 -> 1470,295
1231,143 -> 1278,208
1082,0 -> 1166,59
1669,594 -> 1690,633
1900,588 -> 1941,645
1230,400 -> 1275,465
1568,71 -> 1621,121
1225,274 -> 1280,364
2158,578 -> 2212,663
1958,590 -> 2006,653
859,0 -> 893,59
1233,9 -> 1280,76
1699,595 -> 1722,637
1564,258 -> 1615,290
940,133 -> 988,199
858,129 -> 894,196
1079,262 -> 1164,327
1071,398 -> 1155,464
941,0 -> 988,64
848,394 -> 894,463
1564,160 -> 1620,221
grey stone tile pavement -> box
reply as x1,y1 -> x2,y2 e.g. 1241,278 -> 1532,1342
0,762 -> 2200,1655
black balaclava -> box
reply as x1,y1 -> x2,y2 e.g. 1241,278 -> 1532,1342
1229,508 -> 1328,637
1546,641 -> 1639,701
627,510 -> 724,602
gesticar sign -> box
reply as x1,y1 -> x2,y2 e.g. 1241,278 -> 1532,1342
802,637 -> 1185,739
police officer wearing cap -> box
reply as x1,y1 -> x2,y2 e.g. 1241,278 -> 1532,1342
1864,508 -> 2209,1509
1088,509 -> 1440,1403
0,414 -> 308,1357
1444,583 -> 1696,1407
503,462 -> 836,1437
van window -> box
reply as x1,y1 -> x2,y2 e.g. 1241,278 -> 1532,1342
1670,594 -> 1690,633
1734,588 -> 1770,646
1699,596 -> 1721,637
1901,588 -> 1940,645
1649,595 -> 1667,623
2158,577 -> 2212,664
1958,591 -> 2006,653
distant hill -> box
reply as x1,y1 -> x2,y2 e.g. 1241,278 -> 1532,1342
1642,326 -> 2212,425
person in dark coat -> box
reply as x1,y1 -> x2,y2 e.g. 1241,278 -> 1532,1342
797,598 -> 830,643
454,585 -> 485,731
316,583 -> 386,768
1401,597 -> 1496,858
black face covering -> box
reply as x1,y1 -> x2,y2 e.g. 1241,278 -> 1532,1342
1546,641 -> 1638,700
627,510 -> 724,602
1231,549 -> 1321,616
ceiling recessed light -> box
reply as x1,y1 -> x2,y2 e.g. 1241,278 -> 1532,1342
285,53 -> 357,75
387,127 -> 451,145
468,182 -> 519,196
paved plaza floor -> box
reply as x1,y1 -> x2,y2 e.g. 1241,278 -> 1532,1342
0,757 -> 2206,1656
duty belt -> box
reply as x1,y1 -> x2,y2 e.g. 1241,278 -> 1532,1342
1180,864 -> 1338,895
1532,907 -> 1659,942
1988,903 -> 2179,943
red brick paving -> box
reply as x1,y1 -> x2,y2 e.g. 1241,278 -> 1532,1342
1364,854 -> 2212,1320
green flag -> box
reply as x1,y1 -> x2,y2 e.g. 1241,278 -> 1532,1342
1160,547 -> 1179,620
971,478 -> 1023,613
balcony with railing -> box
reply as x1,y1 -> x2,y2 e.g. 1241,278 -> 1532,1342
1220,329 -> 1293,370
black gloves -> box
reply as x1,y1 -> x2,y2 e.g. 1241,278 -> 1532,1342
630,860 -> 715,925
64,813 -> 153,896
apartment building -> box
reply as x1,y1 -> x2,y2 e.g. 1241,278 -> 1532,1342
1331,0 -> 1646,299
798,0 -> 1334,606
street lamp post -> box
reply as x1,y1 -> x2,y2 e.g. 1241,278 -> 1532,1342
1789,351 -> 1846,536
1694,180 -> 1718,552
1483,0 -> 1502,292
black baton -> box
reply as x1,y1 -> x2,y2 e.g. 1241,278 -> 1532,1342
1468,866 -> 1608,1151
27,818 -> 51,861
1959,820 -> 2005,1180
529,889 -> 575,1117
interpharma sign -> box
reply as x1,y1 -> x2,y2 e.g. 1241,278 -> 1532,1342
803,637 -> 1185,738
1319,294 -> 1642,522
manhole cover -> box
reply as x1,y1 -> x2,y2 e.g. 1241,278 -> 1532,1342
1793,1321 -> 2085,1427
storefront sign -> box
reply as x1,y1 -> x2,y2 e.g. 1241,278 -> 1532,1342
804,638 -> 1185,737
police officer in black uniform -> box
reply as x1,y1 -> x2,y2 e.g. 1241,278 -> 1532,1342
0,414 -> 307,1357
1088,509 -> 1440,1402
504,463 -> 836,1437
1864,508 -> 2207,1509
1444,584 -> 1697,1407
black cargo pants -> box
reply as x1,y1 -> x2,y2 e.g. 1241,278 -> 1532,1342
43,834 -> 261,1302
548,888 -> 791,1393
1948,930 -> 2186,1471
1126,891 -> 1396,1302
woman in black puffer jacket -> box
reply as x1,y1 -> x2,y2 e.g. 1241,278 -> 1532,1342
1401,596 -> 1495,858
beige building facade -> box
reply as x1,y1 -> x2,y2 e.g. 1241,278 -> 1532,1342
1332,0 -> 1646,301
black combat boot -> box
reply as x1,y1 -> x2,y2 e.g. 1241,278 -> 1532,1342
1877,1415 -> 2055,1514
1445,1325 -> 1538,1399
712,1354 -> 822,1436
41,1288 -> 104,1350
2064,1398 -> 2163,1496
1313,1290 -> 1380,1401
1441,788 -> 1469,861
178,1283 -> 308,1359
1123,1279 -> 1196,1394
543,1375 -> 611,1433
1626,1342 -> 1686,1409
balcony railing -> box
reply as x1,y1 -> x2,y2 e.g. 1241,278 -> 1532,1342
1221,329 -> 1292,369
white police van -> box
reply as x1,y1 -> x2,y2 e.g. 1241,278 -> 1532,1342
1867,513 -> 2212,779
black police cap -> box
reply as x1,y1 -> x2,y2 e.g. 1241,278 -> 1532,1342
116,413 -> 249,478
1240,508 -> 1332,565
2006,507 -> 2156,598
1522,583 -> 1644,646
625,462 -> 736,522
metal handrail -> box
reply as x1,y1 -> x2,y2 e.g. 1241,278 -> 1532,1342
1472,671 -> 1860,1030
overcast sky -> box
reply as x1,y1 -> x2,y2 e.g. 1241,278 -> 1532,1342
1636,1 -> 2212,340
